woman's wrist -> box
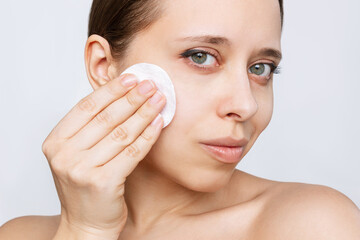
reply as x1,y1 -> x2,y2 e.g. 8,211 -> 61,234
52,218 -> 120,240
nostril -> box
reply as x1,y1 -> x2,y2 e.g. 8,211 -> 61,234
227,113 -> 241,119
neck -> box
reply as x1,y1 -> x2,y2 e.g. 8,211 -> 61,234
123,159 -> 229,233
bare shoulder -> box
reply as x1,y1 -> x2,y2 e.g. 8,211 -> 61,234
0,214 -> 60,240
254,182 -> 360,240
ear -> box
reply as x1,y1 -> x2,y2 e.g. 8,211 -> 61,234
84,34 -> 118,90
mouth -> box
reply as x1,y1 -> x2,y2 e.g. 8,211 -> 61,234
199,144 -> 244,164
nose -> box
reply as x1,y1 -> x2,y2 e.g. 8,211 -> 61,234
217,72 -> 258,122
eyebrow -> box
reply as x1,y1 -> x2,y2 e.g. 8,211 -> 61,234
176,35 -> 232,46
256,48 -> 282,61
175,34 -> 282,61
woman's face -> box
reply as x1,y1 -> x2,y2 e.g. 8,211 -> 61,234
116,0 -> 282,192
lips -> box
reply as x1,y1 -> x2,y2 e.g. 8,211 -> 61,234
199,136 -> 248,163
200,144 -> 244,164
200,136 -> 249,147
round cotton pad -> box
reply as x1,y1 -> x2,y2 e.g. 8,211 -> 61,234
120,63 -> 176,128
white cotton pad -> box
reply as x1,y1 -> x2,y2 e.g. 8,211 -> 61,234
120,63 -> 176,128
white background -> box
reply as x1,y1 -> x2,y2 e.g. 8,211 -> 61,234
1,0 -> 359,226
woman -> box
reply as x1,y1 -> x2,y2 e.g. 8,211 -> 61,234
1,0 -> 359,239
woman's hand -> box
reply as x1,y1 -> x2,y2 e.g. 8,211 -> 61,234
41,74 -> 166,239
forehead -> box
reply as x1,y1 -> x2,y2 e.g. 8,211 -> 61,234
148,0 -> 282,51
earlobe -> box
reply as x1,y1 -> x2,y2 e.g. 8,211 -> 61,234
84,34 -> 115,90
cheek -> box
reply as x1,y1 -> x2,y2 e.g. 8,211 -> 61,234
167,66 -> 209,126
144,83 -> 201,171
149,75 -> 210,160
167,82 -> 204,133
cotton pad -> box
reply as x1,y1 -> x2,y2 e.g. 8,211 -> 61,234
120,63 -> 176,128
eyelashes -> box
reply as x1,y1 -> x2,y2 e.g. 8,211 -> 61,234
272,65 -> 282,74
180,49 -> 282,76
180,49 -> 219,71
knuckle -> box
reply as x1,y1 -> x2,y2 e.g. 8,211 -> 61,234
94,109 -> 112,126
125,92 -> 139,108
42,138 -> 61,159
125,144 -> 140,158
41,139 -> 51,156
88,173 -> 112,192
48,147 -> 74,172
67,163 -> 87,185
111,125 -> 128,142
78,96 -> 96,113
140,128 -> 154,141
50,155 -> 66,175
137,107 -> 151,120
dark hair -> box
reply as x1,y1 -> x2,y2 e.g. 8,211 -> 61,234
279,0 -> 284,27
88,0 -> 284,60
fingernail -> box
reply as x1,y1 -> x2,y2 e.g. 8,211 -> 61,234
138,80 -> 155,95
121,74 -> 138,87
151,114 -> 162,126
149,91 -> 163,105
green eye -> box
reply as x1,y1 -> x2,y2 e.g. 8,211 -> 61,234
249,64 -> 270,76
181,49 -> 217,69
191,52 -> 207,64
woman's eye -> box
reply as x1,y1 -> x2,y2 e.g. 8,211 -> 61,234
248,63 -> 272,77
190,52 -> 216,66
180,49 -> 218,70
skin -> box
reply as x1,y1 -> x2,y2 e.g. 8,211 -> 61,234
1,0 -> 360,239
112,0 -> 281,234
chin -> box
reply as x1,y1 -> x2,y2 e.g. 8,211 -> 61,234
169,165 -> 236,193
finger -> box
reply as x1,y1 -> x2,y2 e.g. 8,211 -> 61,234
68,80 -> 158,150
101,114 -> 164,177
49,74 -> 138,140
87,90 -> 166,166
